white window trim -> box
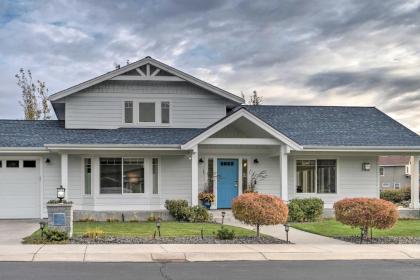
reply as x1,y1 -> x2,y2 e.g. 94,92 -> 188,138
81,157 -> 93,196
379,167 -> 385,176
121,100 -> 172,127
294,157 -> 339,195
98,156 -> 160,196
394,182 -> 401,189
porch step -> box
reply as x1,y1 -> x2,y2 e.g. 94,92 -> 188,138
210,210 -> 238,224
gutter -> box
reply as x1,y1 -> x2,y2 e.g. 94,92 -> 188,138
302,145 -> 420,152
44,144 -> 182,151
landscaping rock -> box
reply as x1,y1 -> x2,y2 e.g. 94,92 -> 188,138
70,236 -> 288,244
335,236 -> 420,244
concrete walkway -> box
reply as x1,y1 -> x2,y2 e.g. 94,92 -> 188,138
1,243 -> 420,262
0,220 -> 39,245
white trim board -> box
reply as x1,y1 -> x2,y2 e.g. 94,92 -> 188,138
48,56 -> 244,104
181,108 -> 302,151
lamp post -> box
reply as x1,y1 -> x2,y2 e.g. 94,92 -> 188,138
156,217 -> 161,237
39,221 -> 46,238
221,211 -> 226,226
57,185 -> 65,203
284,223 -> 290,243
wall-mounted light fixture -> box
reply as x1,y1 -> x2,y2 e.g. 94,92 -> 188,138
253,158 -> 259,164
199,158 -> 204,164
45,158 -> 51,164
362,162 -> 371,171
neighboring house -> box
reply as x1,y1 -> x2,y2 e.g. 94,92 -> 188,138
379,156 -> 411,190
1,56 -> 420,219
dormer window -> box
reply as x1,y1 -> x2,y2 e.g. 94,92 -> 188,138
124,100 -> 171,125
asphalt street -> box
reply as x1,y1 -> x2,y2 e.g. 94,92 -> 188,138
0,260 -> 419,280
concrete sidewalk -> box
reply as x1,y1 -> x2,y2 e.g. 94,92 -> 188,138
1,243 -> 420,262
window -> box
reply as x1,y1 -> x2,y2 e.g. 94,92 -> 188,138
394,183 -> 401,189
124,101 -> 133,123
296,159 -> 337,193
242,159 -> 248,193
6,160 -> 19,168
84,158 -> 92,195
382,182 -> 391,188
380,167 -> 384,176
23,160 -> 36,168
100,158 -> 122,194
152,158 -> 159,194
161,102 -> 170,124
123,158 -> 144,193
207,158 -> 214,193
139,102 -> 155,122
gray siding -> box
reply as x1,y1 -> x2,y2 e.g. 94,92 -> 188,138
42,154 -> 61,217
62,80 -> 231,129
288,155 -> 379,207
380,166 -> 411,189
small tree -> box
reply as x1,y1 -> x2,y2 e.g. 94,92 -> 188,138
15,68 -> 51,120
334,198 -> 398,243
232,193 -> 288,237
241,90 -> 263,105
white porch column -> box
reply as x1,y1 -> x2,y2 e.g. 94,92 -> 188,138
410,156 -> 420,209
191,146 -> 199,206
61,153 -> 69,199
280,145 -> 289,201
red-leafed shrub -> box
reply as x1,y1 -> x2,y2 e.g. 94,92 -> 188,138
334,198 -> 398,240
232,193 -> 288,237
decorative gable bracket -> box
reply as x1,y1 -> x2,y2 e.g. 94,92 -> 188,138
111,63 -> 184,82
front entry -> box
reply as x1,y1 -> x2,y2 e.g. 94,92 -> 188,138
217,159 -> 239,208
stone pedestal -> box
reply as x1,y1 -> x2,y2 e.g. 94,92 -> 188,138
46,203 -> 73,237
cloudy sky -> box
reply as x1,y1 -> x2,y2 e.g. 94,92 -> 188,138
1,0 -> 420,133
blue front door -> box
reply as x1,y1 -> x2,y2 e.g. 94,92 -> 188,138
217,159 -> 239,208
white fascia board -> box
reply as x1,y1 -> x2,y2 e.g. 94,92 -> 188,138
49,57 -> 244,104
181,109 -> 302,150
44,144 -> 181,151
303,145 -> 420,152
0,147 -> 49,153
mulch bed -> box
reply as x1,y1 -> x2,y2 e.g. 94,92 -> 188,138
70,236 -> 289,244
334,236 -> 420,244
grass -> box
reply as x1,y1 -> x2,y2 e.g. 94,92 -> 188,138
292,219 -> 420,237
23,221 -> 257,243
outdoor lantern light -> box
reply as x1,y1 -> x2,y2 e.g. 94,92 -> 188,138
284,223 -> 290,243
39,221 -> 46,238
199,158 -> 204,164
221,211 -> 226,225
155,217 -> 161,237
362,162 -> 371,171
253,158 -> 259,164
45,158 -> 51,164
57,185 -> 65,202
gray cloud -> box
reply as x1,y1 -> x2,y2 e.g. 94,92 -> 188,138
0,0 -> 420,133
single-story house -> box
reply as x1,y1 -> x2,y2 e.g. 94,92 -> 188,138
1,56 -> 420,219
379,156 -> 413,190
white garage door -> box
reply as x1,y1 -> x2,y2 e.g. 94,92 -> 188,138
0,158 -> 40,219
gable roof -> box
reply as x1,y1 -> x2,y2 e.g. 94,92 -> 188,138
48,56 -> 244,104
378,156 -> 411,166
0,120 -> 203,148
245,105 -> 420,148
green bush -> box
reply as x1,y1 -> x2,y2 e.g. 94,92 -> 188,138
288,198 -> 324,222
216,227 -> 235,240
380,188 -> 411,204
44,229 -> 68,242
165,200 -> 211,222
165,199 -> 189,221
188,205 -> 212,222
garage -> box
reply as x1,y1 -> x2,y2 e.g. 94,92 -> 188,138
0,158 -> 41,219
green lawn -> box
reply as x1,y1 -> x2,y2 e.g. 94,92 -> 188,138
25,221 -> 256,242
292,219 -> 420,237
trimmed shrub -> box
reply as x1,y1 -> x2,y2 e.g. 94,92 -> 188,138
334,198 -> 398,241
380,188 -> 411,204
216,227 -> 235,240
44,229 -> 68,242
165,199 -> 189,221
165,200 -> 211,222
188,205 -> 212,223
288,198 -> 324,222
232,193 -> 288,237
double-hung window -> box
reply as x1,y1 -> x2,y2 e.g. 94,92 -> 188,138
124,101 -> 133,124
296,159 -> 337,194
84,158 -> 92,195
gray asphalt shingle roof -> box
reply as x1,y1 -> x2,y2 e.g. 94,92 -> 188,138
0,120 -> 204,147
244,105 -> 420,147
1,106 -> 419,148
